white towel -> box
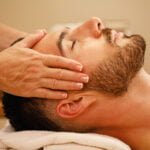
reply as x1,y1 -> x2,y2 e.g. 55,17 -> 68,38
0,122 -> 131,150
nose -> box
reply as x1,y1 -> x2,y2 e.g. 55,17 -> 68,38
75,17 -> 105,38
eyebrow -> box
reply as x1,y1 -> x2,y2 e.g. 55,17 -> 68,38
57,30 -> 68,56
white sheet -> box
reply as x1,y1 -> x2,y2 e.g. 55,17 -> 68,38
0,122 -> 131,150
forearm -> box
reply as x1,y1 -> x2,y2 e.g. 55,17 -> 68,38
0,23 -> 27,51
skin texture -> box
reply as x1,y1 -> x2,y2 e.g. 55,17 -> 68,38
28,17 -> 150,149
34,19 -> 119,75
0,27 -> 90,99
0,23 -> 27,51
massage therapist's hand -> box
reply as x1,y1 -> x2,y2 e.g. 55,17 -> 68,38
0,30 -> 89,99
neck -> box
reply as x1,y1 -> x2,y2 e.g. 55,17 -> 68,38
97,128 -> 150,150
96,68 -> 150,150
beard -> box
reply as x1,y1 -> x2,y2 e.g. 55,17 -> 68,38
85,28 -> 146,96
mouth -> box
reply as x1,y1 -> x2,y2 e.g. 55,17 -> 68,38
111,30 -> 124,44
102,28 -> 125,44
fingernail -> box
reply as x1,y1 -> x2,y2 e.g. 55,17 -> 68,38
81,76 -> 89,83
36,29 -> 47,35
76,64 -> 83,71
61,93 -> 68,98
76,83 -> 83,89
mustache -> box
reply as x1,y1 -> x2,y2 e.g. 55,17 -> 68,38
101,28 -> 127,44
102,28 -> 146,52
101,28 -> 112,43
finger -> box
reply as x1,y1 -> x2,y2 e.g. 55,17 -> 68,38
43,68 -> 89,83
33,88 -> 68,99
15,30 -> 47,48
40,79 -> 83,90
42,55 -> 83,72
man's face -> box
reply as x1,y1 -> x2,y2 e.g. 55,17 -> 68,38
34,17 -> 145,95
34,17 -> 145,75
32,17 -> 146,132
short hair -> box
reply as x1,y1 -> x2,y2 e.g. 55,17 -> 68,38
2,93 -> 62,131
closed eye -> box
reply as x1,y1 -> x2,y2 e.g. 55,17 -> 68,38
71,40 -> 76,50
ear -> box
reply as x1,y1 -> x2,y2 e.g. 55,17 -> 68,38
56,96 -> 96,119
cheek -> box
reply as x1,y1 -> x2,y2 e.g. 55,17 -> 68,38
71,49 -> 101,74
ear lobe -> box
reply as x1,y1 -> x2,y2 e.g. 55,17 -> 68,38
56,97 -> 95,119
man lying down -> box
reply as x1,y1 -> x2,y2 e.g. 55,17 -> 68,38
2,17 -> 150,150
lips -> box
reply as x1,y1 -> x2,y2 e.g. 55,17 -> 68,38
111,30 -> 124,43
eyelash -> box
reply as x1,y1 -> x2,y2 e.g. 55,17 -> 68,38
71,40 -> 76,49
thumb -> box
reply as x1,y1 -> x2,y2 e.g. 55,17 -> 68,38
15,29 -> 47,48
